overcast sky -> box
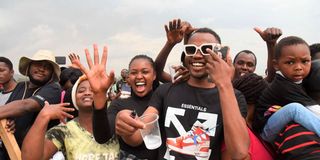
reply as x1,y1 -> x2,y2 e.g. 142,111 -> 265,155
1,0 -> 319,78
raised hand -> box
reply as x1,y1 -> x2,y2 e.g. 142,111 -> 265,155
68,53 -> 81,69
172,65 -> 190,84
165,19 -> 184,45
205,47 -> 234,86
39,101 -> 74,124
254,27 -> 282,44
75,44 -> 115,95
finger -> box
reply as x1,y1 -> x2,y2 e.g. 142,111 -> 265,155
62,107 -> 75,113
108,70 -> 115,84
172,19 -> 177,29
253,27 -> 263,36
85,48 -> 94,69
58,102 -> 71,107
93,44 -> 99,65
206,48 -> 220,62
169,21 -> 173,30
101,46 -> 108,70
224,49 -> 233,68
76,59 -> 90,76
177,19 -> 181,29
164,25 -> 169,34
44,101 -> 50,107
62,112 -> 74,119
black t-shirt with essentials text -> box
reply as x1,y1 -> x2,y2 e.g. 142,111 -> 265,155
149,82 -> 247,160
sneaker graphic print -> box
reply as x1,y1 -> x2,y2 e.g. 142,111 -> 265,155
166,121 -> 217,160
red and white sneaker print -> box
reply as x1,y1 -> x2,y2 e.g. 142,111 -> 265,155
166,125 -> 210,158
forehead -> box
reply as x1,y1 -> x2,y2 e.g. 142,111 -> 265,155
235,52 -> 256,62
78,80 -> 90,89
129,58 -> 153,70
0,62 -> 10,69
187,33 -> 219,45
280,44 -> 310,58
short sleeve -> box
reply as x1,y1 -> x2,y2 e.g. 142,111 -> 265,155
46,125 -> 67,150
30,82 -> 61,107
148,83 -> 171,113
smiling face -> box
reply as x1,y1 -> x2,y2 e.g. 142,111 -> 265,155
234,52 -> 256,77
28,61 -> 53,86
274,44 -> 311,82
128,58 -> 156,97
185,32 -> 220,80
75,80 -> 93,109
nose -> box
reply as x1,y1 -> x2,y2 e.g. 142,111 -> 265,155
294,63 -> 303,71
193,49 -> 204,58
241,64 -> 249,70
84,89 -> 93,95
136,72 -> 143,79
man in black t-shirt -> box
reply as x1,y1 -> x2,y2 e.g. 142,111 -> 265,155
0,50 -> 61,158
115,26 -> 250,160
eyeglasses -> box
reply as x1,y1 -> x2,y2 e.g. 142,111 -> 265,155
183,43 -> 222,57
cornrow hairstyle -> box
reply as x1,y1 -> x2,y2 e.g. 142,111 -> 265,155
274,36 -> 309,60
309,43 -> 320,60
0,56 -> 13,70
233,73 -> 268,104
233,50 -> 257,66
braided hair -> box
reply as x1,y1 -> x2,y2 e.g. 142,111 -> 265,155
233,73 -> 268,104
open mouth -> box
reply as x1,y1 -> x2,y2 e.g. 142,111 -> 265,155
135,82 -> 146,92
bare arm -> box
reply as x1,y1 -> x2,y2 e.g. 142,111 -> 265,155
21,102 -> 73,160
205,49 -> 250,160
0,99 -> 41,120
155,19 -> 192,83
254,27 -> 282,83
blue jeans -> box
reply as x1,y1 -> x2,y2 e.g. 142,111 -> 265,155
261,102 -> 320,142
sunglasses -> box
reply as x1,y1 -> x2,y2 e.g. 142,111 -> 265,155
184,43 -> 222,56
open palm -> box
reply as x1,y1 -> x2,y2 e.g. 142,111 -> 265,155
75,44 -> 115,94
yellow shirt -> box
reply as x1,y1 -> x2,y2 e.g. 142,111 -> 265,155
46,118 -> 119,160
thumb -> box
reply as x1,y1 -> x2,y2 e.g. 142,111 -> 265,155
253,27 -> 263,35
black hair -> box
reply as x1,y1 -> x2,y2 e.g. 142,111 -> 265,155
128,54 -> 156,71
128,54 -> 159,90
59,67 -> 83,86
233,50 -> 257,66
185,27 -> 221,44
309,43 -> 320,60
233,73 -> 268,104
180,51 -> 186,67
274,36 -> 309,60
0,57 -> 13,70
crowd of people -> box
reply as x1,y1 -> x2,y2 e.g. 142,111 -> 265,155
0,18 -> 320,160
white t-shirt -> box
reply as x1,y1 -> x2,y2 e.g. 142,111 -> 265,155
0,91 -> 12,105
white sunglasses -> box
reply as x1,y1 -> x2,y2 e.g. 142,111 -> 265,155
183,43 -> 222,56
